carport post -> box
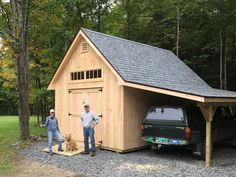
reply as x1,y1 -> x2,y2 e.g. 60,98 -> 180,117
198,104 -> 216,167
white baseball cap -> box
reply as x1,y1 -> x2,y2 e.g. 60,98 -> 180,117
83,103 -> 90,107
49,109 -> 55,113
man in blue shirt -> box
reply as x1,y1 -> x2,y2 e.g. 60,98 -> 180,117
81,104 -> 99,156
42,109 -> 63,155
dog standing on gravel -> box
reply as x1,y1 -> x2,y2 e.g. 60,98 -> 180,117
64,134 -> 78,152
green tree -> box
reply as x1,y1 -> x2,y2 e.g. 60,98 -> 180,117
0,0 -> 31,139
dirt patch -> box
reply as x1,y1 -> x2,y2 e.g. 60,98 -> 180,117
0,157 -> 85,177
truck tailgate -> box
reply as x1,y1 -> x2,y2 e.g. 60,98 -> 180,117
143,121 -> 187,140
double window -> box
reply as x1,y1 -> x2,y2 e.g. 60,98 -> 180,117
71,69 -> 102,81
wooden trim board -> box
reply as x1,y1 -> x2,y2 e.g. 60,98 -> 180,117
204,98 -> 236,103
100,145 -> 149,153
123,82 -> 205,102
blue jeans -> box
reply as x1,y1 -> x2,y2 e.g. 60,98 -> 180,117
83,127 -> 96,152
48,130 -> 62,152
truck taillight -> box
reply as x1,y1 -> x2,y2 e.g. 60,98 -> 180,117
185,127 -> 191,141
141,123 -> 144,135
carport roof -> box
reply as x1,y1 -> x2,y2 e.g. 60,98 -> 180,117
82,28 -> 236,99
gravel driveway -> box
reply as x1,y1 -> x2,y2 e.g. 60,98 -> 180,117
19,142 -> 236,177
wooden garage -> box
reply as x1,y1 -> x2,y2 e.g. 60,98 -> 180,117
48,28 -> 236,167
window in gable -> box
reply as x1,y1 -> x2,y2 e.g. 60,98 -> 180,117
71,69 -> 102,81
71,71 -> 85,81
86,71 -> 89,79
81,71 -> 84,79
94,70 -> 98,78
90,70 -> 94,79
98,69 -> 102,78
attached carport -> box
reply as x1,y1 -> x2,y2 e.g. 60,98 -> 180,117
123,82 -> 236,167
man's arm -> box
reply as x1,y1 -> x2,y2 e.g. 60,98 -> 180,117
80,114 -> 84,127
41,117 -> 49,127
92,112 -> 99,125
55,117 -> 60,132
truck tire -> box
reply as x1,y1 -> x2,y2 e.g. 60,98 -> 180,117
230,138 -> 236,148
151,145 -> 165,154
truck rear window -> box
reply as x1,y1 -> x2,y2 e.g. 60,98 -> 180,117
146,107 -> 184,121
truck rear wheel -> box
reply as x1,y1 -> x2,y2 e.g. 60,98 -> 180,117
151,145 -> 165,154
230,138 -> 236,148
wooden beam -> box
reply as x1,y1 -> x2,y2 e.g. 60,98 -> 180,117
205,97 -> 236,103
123,82 -> 205,102
198,104 -> 217,167
198,104 -> 217,121
198,102 -> 236,106
205,120 -> 212,168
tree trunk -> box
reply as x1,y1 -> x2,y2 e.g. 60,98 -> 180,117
232,33 -> 235,67
14,0 -> 30,140
1,0 -> 30,139
97,0 -> 101,32
176,0 -> 180,57
64,2 -> 68,52
224,36 -> 227,90
40,99 -> 45,122
229,33 -> 235,116
125,0 -> 131,39
15,51 -> 30,139
36,97 -> 40,125
219,30 -> 223,89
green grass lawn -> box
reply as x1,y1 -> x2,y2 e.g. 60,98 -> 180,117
0,116 -> 46,173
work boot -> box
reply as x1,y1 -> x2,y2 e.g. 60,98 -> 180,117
58,148 -> 64,152
81,151 -> 89,155
91,151 -> 96,157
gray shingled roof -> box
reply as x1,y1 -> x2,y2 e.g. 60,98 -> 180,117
82,28 -> 236,98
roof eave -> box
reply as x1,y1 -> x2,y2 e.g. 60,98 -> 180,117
121,81 -> 206,102
121,81 -> 236,104
47,30 -> 84,90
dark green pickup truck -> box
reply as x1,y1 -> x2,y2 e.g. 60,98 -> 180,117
141,106 -> 236,160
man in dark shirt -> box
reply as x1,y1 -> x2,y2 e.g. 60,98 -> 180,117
42,109 -> 63,155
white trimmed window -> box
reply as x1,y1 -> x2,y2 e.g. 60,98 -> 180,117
71,69 -> 102,81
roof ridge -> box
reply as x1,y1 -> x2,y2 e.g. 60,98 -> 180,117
81,28 -> 172,53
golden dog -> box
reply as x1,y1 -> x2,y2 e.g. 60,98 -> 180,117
64,134 -> 78,152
